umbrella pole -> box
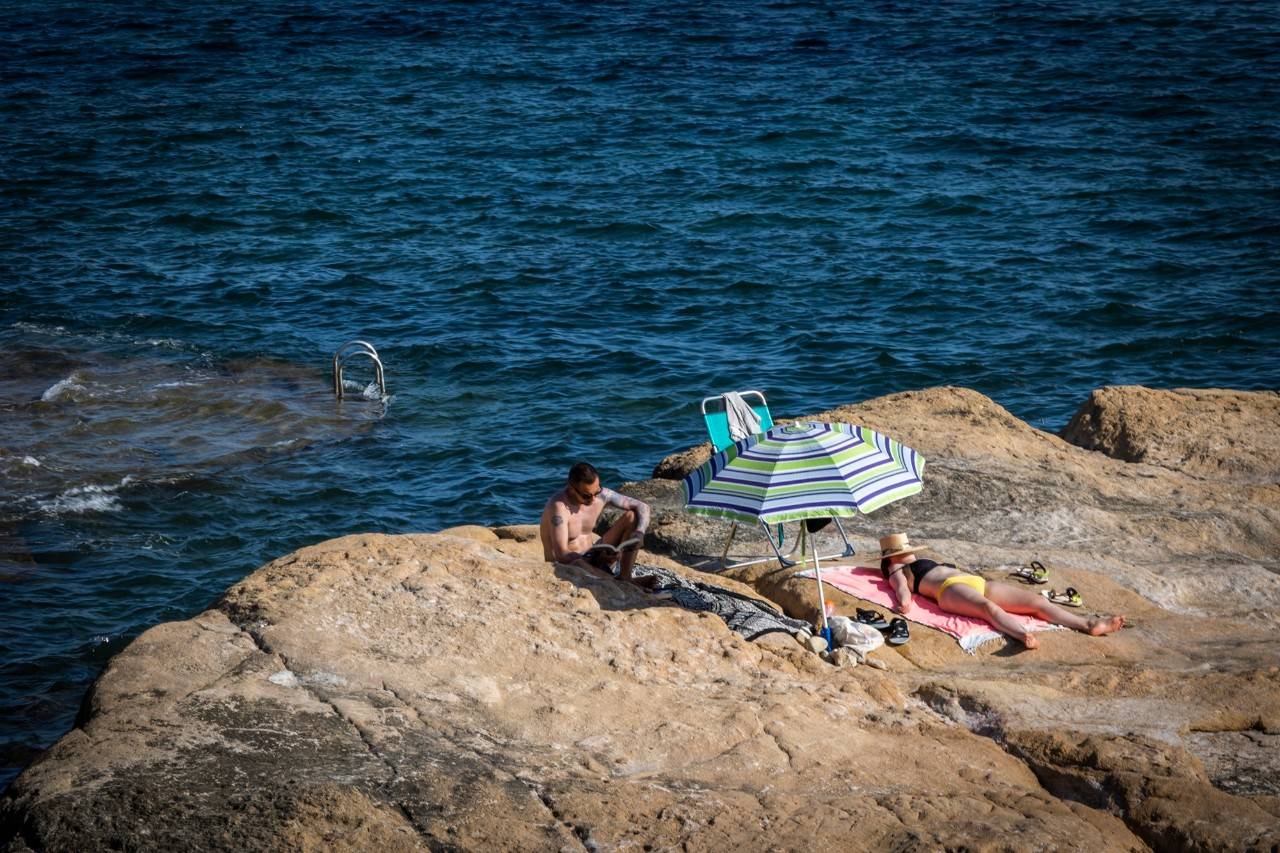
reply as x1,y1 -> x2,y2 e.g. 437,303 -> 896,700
812,532 -> 833,650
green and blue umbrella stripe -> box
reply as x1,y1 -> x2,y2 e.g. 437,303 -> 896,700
681,421 -> 925,524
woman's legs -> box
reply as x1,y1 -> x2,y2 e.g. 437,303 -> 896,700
984,581 -> 1125,636
936,582 -> 1039,647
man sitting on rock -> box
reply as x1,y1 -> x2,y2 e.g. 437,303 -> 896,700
540,462 -> 658,589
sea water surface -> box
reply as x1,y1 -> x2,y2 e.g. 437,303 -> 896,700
2,0 -> 1278,788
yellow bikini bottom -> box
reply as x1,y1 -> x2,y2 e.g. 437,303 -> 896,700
937,574 -> 987,597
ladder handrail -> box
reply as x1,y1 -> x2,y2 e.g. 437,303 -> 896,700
333,340 -> 386,399
333,339 -> 379,360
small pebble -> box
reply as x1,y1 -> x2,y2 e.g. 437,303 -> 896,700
831,648 -> 858,668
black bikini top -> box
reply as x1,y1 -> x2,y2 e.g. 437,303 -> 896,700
883,558 -> 955,594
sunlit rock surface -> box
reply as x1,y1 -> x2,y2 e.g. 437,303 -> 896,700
2,386 -> 1277,852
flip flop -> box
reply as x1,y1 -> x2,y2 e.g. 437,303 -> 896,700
1009,561 -> 1049,584
886,617 -> 910,645
855,608 -> 890,630
1042,587 -> 1082,607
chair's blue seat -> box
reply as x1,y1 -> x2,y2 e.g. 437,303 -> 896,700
702,393 -> 773,451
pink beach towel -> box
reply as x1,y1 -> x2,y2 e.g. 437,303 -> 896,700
796,565 -> 1063,653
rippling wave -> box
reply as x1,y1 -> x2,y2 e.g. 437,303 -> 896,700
2,0 -> 1279,789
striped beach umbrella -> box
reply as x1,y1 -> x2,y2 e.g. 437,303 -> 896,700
681,421 -> 925,524
682,421 -> 925,646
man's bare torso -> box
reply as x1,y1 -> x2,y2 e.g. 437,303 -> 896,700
539,487 -> 605,561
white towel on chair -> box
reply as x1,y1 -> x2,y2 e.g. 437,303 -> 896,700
724,392 -> 763,442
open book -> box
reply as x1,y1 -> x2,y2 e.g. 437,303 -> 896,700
583,536 -> 642,568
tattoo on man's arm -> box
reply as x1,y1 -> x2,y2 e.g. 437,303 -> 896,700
552,514 -> 564,527
605,489 -> 638,510
616,493 -> 651,529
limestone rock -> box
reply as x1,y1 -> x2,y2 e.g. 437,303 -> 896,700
1061,386 -> 1280,484
0,532 -> 1153,852
3,385 -> 1279,852
828,647 -> 858,668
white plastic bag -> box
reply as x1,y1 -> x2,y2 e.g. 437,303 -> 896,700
827,615 -> 884,657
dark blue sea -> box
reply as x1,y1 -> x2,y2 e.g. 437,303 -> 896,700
2,0 -> 1278,789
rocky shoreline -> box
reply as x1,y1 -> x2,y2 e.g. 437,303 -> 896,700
2,386 -> 1278,852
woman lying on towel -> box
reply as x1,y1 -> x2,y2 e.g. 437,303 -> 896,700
878,533 -> 1125,650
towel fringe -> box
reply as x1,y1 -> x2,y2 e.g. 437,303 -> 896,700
959,631 -> 1006,654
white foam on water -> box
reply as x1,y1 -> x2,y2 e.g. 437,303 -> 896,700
11,321 -> 68,336
22,456 -> 40,467
141,533 -> 173,550
40,475 -> 135,515
339,377 -> 391,403
40,371 -> 138,403
12,321 -> 206,357
40,373 -> 87,402
45,489 -> 123,514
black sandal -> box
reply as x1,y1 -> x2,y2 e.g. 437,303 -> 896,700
886,617 -> 910,645
855,608 -> 890,630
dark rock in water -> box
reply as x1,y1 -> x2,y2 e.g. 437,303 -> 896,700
3,387 -> 1279,852
650,441 -> 711,481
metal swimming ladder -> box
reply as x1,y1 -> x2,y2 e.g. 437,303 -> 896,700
332,340 -> 386,399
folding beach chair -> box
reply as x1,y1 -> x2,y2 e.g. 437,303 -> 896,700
701,390 -> 774,452
699,391 -> 856,569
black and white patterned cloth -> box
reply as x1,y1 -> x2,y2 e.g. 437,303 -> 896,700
633,564 -> 813,641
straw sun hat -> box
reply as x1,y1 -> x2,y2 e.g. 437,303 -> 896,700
878,533 -> 927,559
